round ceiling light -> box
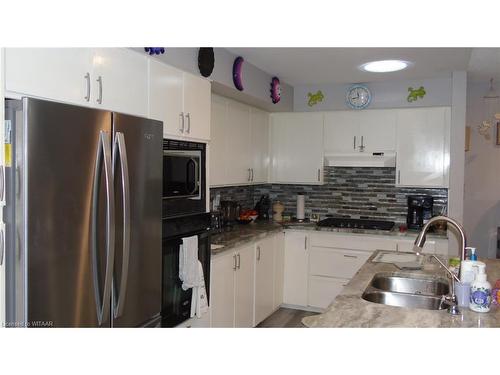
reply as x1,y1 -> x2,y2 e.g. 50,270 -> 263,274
360,60 -> 409,73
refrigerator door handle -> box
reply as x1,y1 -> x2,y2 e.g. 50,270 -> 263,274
91,131 -> 115,326
112,132 -> 131,319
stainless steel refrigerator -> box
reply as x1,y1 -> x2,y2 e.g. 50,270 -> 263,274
4,98 -> 163,327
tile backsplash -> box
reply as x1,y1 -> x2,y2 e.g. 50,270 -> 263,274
210,167 -> 448,223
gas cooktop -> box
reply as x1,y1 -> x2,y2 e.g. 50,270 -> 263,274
316,217 -> 395,231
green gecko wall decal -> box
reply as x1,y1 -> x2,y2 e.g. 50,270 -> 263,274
307,90 -> 324,107
407,86 -> 426,102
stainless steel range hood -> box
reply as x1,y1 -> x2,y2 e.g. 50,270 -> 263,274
324,152 -> 396,167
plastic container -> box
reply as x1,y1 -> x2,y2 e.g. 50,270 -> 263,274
469,263 -> 492,313
460,260 -> 477,284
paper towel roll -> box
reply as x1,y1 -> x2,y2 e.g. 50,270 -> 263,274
296,194 -> 305,220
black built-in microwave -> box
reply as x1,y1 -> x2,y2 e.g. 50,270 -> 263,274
162,139 -> 206,218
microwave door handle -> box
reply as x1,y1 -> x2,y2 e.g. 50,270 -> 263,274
112,132 -> 130,319
186,158 -> 199,195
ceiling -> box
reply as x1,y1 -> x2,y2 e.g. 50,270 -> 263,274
467,48 -> 500,82
227,48 -> 480,86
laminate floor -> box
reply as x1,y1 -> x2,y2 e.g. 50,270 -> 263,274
256,308 -> 318,328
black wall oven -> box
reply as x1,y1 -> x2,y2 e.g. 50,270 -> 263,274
161,212 -> 211,327
163,139 -> 206,218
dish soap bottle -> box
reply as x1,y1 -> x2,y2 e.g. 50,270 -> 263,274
469,263 -> 492,313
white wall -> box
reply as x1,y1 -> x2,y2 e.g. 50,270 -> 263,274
293,76 -> 452,111
132,48 -> 294,112
464,80 -> 500,258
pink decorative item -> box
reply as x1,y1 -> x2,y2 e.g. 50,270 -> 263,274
270,76 -> 281,104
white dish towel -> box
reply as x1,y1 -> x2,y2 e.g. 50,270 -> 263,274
179,235 -> 208,318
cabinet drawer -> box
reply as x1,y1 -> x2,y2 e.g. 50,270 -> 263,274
309,232 -> 397,252
308,276 -> 349,309
309,247 -> 371,279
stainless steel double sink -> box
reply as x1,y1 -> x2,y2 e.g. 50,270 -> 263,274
362,272 -> 450,310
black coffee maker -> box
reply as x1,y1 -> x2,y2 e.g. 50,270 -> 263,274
407,195 -> 434,230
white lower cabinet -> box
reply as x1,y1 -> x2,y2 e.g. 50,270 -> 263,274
283,231 -> 309,306
254,236 -> 275,326
210,232 -> 284,328
234,244 -> 255,328
283,230 -> 448,310
211,251 -> 236,328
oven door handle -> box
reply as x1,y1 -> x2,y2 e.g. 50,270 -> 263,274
186,157 -> 199,195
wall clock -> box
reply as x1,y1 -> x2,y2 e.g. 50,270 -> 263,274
346,84 -> 371,109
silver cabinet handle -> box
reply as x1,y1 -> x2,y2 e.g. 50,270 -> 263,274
397,170 -> 401,184
84,72 -> 91,102
343,254 -> 358,259
112,132 -> 130,319
96,76 -> 103,104
0,225 -> 4,266
237,253 -> 241,269
179,112 -> 185,133
353,136 -> 356,150
317,169 -> 321,181
304,236 -> 308,250
257,246 -> 261,261
359,135 -> 365,152
233,254 -> 237,271
185,113 -> 191,134
91,131 -> 115,326
0,165 -> 4,202
247,168 -> 251,182
251,168 -> 254,182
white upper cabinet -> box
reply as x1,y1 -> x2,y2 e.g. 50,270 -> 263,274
324,111 -> 359,153
324,109 -> 396,154
209,95 -> 227,186
396,107 -> 450,188
91,48 -> 148,116
149,60 -> 211,141
5,48 -> 149,117
358,109 -> 397,152
225,100 -> 252,184
209,95 -> 269,186
149,60 -> 184,137
250,108 -> 270,184
5,48 -> 93,106
270,112 -> 324,184
182,72 -> 211,141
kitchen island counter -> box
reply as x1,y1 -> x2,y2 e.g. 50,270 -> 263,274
302,251 -> 500,328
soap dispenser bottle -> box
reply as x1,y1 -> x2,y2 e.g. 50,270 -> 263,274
469,264 -> 492,313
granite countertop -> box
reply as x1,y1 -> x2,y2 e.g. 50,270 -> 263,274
211,220 -> 447,256
283,221 -> 447,239
211,221 -> 283,255
302,251 -> 500,328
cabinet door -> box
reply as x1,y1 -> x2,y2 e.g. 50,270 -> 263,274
149,60 -> 184,138
210,253 -> 236,328
91,48 -> 148,116
270,113 -> 324,184
396,107 -> 450,188
250,108 -> 269,183
358,109 -> 397,152
5,48 -> 92,106
225,100 -> 252,185
274,233 -> 285,309
254,236 -> 275,325
209,95 -> 227,186
283,231 -> 309,306
183,72 -> 211,141
234,245 -> 255,328
324,111 -> 360,153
